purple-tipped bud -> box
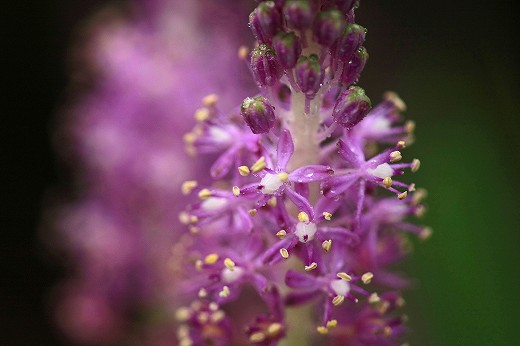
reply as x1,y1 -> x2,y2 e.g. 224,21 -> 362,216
241,96 -> 276,134
249,1 -> 283,43
340,46 -> 368,85
272,32 -> 302,69
334,23 -> 366,62
283,0 -> 316,30
312,9 -> 345,47
250,44 -> 283,87
295,54 -> 323,95
332,86 -> 372,129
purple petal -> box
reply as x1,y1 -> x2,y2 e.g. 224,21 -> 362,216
289,165 -> 333,183
285,290 -> 320,306
285,270 -> 319,289
276,129 -> 294,171
337,139 -> 360,166
285,188 -> 314,219
210,146 -> 238,179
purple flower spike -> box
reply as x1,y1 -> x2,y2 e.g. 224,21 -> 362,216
312,9 -> 345,47
295,54 -> 323,96
332,86 -> 372,129
249,1 -> 283,43
334,23 -> 367,62
340,46 -> 368,85
250,44 -> 283,87
283,0 -> 316,31
272,32 -> 302,69
241,96 -> 276,134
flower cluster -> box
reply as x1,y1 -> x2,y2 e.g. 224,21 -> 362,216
178,0 -> 429,345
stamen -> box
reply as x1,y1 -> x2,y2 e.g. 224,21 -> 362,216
397,140 -> 406,149
326,320 -> 338,328
181,180 -> 198,195
368,293 -> 380,304
397,191 -> 408,200
249,332 -> 266,343
405,120 -> 415,133
175,307 -> 190,322
195,260 -> 203,271
298,211 -> 310,223
218,286 -> 230,298
209,302 -> 219,311
248,209 -> 257,216
267,323 -> 283,337
322,212 -> 332,220
238,165 -> 250,176
337,272 -> 352,281
322,239 -> 332,252
383,91 -> 407,112
183,132 -> 198,145
383,176 -> 393,188
389,151 -> 402,162
251,156 -> 266,173
383,326 -> 392,336
268,197 -> 277,207
204,253 -> 219,264
332,295 -> 345,306
198,188 -> 212,200
396,296 -> 406,307
238,46 -> 249,60
179,212 -> 190,224
361,272 -> 374,284
224,258 -> 235,271
276,230 -> 287,239
408,182 -> 416,192
316,326 -> 329,334
232,186 -> 240,197
202,94 -> 219,107
277,172 -> 289,182
419,227 -> 433,240
304,262 -> 318,271
211,310 -> 225,323
189,226 -> 200,235
194,108 -> 209,122
280,248 -> 289,259
411,158 -> 421,172
198,288 -> 208,298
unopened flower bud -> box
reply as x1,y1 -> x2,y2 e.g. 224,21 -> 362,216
312,9 -> 345,47
250,44 -> 283,87
272,32 -> 302,69
283,0 -> 316,30
340,46 -> 368,85
241,96 -> 276,134
249,1 -> 283,43
332,86 -> 372,129
295,54 -> 323,95
334,24 -> 366,62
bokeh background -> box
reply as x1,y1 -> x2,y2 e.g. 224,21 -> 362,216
3,0 -> 519,345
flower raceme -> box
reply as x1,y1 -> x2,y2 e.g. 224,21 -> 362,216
179,1 -> 428,345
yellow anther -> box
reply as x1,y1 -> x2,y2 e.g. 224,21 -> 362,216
232,186 -> 240,197
179,338 -> 193,346
368,293 -> 381,304
316,326 -> 329,334
251,156 -> 266,173
197,312 -> 209,324
322,239 -> 332,252
280,248 -> 289,259
210,310 -> 225,323
248,209 -> 257,216
419,227 -> 433,241
198,188 -> 212,200
337,272 -> 352,281
397,140 -> 406,149
397,191 -> 408,200
378,301 -> 391,314
181,180 -> 198,195
408,183 -> 416,192
189,226 -> 200,235
175,307 -> 190,322
332,295 -> 345,306
249,332 -> 266,343
413,188 -> 428,205
194,108 -> 210,122
219,286 -> 230,298
383,177 -> 393,188
383,91 -> 407,112
276,230 -> 287,239
204,253 -> 219,264
414,205 -> 426,218
266,323 -> 283,337
209,302 -> 219,311
183,132 -> 198,144
389,151 -> 402,163
396,296 -> 406,307
298,211 -> 310,223
405,120 -> 415,134
238,46 -> 249,60
304,262 -> 318,271
267,197 -> 277,207
238,165 -> 250,176
383,326 -> 393,336
323,212 -> 332,221
277,172 -> 289,182
202,94 -> 219,107
195,260 -> 204,271
411,158 -> 421,172
361,272 -> 374,284
177,325 -> 189,339
326,320 -> 338,328
224,258 -> 235,271
179,212 -> 190,224
198,288 -> 208,298
189,215 -> 198,224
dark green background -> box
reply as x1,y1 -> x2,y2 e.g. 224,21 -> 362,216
3,0 -> 519,344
